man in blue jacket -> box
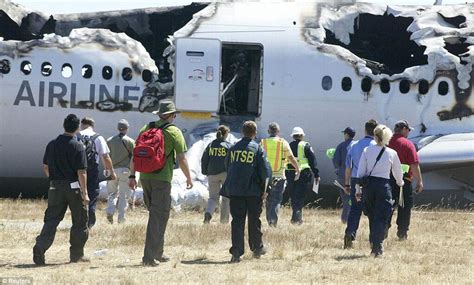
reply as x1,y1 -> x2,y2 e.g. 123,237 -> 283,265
220,121 -> 272,263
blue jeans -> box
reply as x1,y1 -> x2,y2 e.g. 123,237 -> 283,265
265,178 -> 286,226
345,178 -> 364,239
363,176 -> 393,250
337,177 -> 351,223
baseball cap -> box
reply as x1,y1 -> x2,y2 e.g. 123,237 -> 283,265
342,127 -> 356,137
394,120 -> 414,131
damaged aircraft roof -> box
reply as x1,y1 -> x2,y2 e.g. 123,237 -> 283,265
303,2 -> 474,90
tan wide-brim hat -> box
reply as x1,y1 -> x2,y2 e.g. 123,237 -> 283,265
152,100 -> 180,115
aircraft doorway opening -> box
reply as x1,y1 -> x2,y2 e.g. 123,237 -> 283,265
219,44 -> 263,118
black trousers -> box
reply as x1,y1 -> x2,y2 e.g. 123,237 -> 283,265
35,181 -> 89,260
229,196 -> 263,257
87,166 -> 99,228
387,178 -> 414,236
287,170 -> 314,222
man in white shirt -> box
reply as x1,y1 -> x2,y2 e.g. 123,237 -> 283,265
80,117 -> 116,228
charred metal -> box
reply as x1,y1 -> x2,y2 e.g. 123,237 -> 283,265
324,13 -> 428,76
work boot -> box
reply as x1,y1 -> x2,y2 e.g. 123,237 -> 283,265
70,256 -> 90,263
107,214 -> 113,224
373,245 -> 384,258
33,245 -> 45,266
156,254 -> 170,263
142,258 -> 159,267
203,212 -> 212,224
397,231 -> 408,241
344,234 -> 353,249
253,247 -> 267,259
230,255 -> 241,263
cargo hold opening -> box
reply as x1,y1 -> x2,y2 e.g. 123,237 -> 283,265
219,43 -> 263,118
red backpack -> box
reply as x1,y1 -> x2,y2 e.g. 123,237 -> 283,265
133,122 -> 173,173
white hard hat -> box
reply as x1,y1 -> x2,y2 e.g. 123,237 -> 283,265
291,127 -> 305,136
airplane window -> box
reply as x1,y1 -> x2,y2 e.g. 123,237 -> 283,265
321,76 -> 332,91
361,77 -> 372,92
21,61 -> 32,75
122,67 -> 133,81
102,66 -> 113,80
399,79 -> 410,94
341,77 -> 352,91
0,59 -> 11,74
380,79 -> 390,93
438,81 -> 449,96
82,64 -> 93,79
142,69 -> 152,82
61,63 -> 73,78
41,62 -> 52,76
418,79 -> 429,94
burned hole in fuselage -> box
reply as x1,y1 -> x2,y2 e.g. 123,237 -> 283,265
324,13 -> 428,75
444,37 -> 470,65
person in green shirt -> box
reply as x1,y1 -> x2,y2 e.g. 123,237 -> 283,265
128,101 -> 193,267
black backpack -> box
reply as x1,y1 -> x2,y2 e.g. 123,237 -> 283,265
79,133 -> 100,168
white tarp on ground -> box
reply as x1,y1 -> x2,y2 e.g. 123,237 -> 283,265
98,130 -> 239,212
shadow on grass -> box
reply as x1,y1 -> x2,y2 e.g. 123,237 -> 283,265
181,258 -> 229,265
334,254 -> 366,261
12,262 -> 70,268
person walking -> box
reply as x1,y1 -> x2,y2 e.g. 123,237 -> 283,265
357,124 -> 404,257
128,101 -> 193,267
79,117 -> 116,228
332,127 -> 356,224
261,122 -> 300,227
33,114 -> 89,265
386,120 -> 424,240
106,119 -> 135,224
220,121 -> 272,263
343,119 -> 377,248
201,125 -> 232,224
285,127 -> 320,225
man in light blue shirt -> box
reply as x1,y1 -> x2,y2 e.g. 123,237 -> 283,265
343,119 -> 378,249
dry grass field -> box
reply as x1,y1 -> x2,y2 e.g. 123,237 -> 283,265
0,199 -> 473,284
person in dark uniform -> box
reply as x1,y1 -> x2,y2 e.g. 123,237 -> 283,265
33,114 -> 90,265
332,127 -> 356,224
357,125 -> 404,257
201,125 -> 233,224
220,121 -> 271,263
285,127 -> 320,224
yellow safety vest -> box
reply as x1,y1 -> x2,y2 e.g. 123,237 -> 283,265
297,141 -> 310,170
261,137 -> 284,173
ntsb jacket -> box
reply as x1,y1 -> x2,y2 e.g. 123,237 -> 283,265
201,138 -> 233,176
220,137 -> 272,198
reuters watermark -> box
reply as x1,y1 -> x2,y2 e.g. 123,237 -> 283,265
1,277 -> 33,285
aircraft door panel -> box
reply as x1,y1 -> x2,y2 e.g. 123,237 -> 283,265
175,38 -> 221,112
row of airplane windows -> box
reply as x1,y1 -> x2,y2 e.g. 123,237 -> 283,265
322,76 -> 450,96
0,59 -> 153,82
0,58 -> 450,96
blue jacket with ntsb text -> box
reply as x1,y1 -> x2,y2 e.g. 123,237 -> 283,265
220,137 -> 272,198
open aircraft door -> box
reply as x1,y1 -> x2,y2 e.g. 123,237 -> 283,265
174,38 -> 221,113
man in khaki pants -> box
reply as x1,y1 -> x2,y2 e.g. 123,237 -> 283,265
106,119 -> 135,224
129,101 -> 193,267
201,125 -> 233,224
